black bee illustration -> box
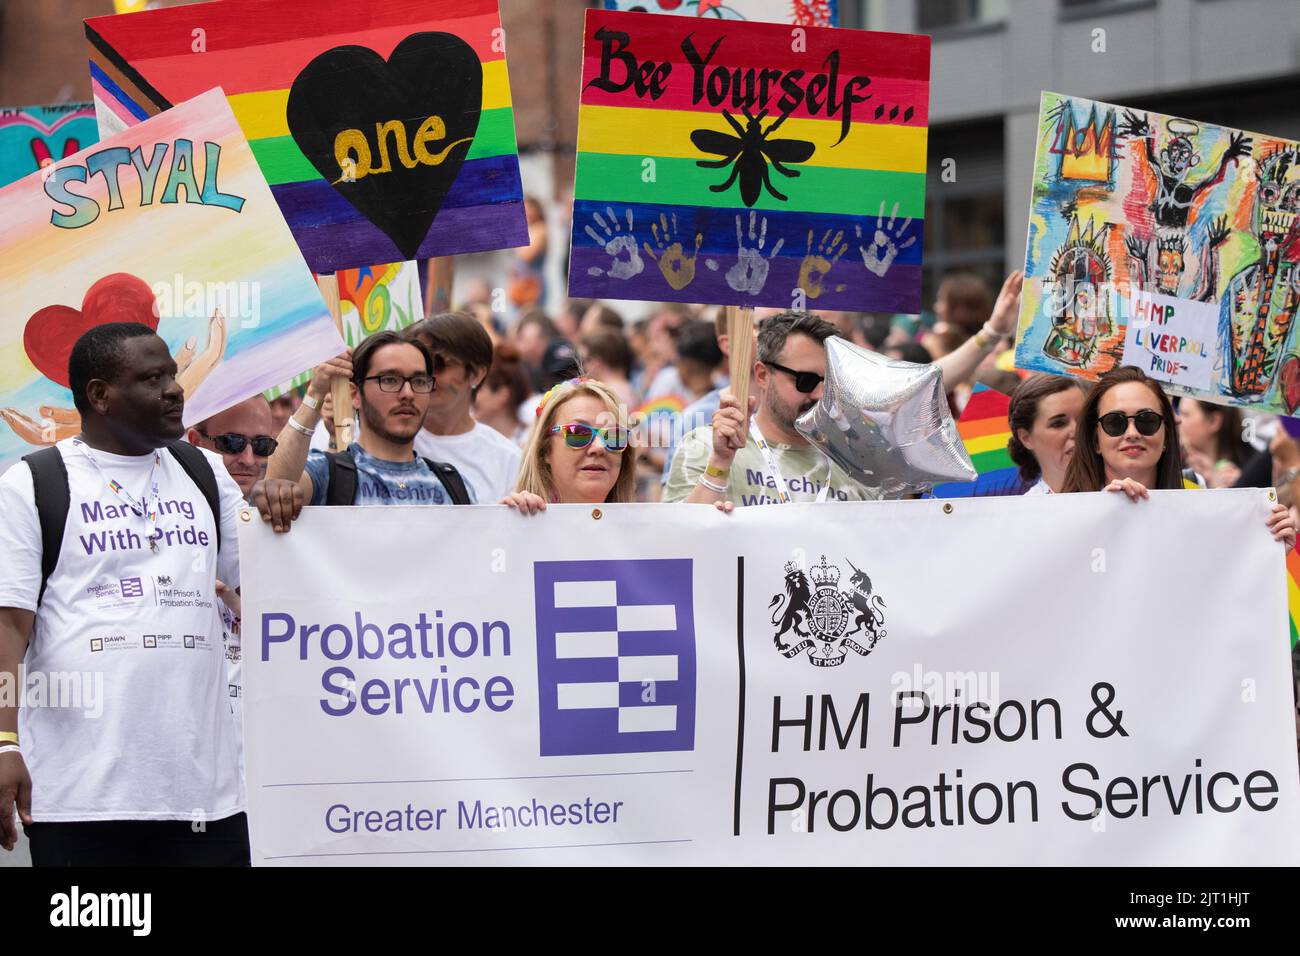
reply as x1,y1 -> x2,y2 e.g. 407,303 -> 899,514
690,109 -> 816,207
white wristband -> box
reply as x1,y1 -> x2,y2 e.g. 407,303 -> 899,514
698,475 -> 728,494
0,744 -> 20,757
287,416 -> 315,437
300,393 -> 320,411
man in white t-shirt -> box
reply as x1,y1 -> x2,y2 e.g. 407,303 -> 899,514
408,312 -> 522,501
666,312 -> 884,505
0,323 -> 247,865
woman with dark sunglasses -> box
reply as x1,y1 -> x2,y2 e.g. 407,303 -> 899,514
1061,366 -> 1295,549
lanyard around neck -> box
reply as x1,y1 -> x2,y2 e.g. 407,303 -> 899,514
73,438 -> 164,551
749,420 -> 833,504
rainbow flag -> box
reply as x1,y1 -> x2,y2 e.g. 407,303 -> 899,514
932,385 -> 1025,498
84,0 -> 526,274
1287,549 -> 1300,648
568,10 -> 928,312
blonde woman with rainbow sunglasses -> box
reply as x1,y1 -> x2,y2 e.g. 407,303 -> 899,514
502,377 -> 732,513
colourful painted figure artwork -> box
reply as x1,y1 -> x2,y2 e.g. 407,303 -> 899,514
264,260 -> 423,399
1016,91 -> 1300,412
0,89 -> 345,474
602,0 -> 837,28
85,0 -> 527,273
569,9 -> 929,312
0,103 -> 99,189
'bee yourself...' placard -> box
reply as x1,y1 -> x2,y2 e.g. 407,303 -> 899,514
567,9 -> 929,313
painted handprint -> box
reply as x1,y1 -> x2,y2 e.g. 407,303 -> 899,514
856,201 -> 916,278
643,212 -> 703,291
584,206 -> 644,280
726,210 -> 785,295
797,227 -> 848,299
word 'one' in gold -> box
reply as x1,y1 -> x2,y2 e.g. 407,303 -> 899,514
332,116 -> 472,182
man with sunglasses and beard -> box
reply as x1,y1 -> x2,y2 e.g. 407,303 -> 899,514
254,331 -> 472,533
665,312 -> 883,506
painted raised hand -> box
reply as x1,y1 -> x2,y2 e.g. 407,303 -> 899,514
856,201 -> 916,278
175,308 -> 227,401
797,227 -> 848,299
1207,214 -> 1231,248
584,206 -> 644,280
0,322 -> 229,448
1118,109 -> 1151,140
644,212 -> 703,291
726,210 -> 785,295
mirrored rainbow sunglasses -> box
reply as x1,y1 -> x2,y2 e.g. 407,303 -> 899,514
549,422 -> 631,453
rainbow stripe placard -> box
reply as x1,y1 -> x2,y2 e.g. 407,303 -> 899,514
602,0 -> 839,28
85,0 -> 526,274
932,385 -> 1026,498
569,9 -> 929,312
1287,549 -> 1300,649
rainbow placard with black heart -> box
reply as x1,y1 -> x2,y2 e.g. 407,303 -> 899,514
568,9 -> 929,312
85,0 -> 527,274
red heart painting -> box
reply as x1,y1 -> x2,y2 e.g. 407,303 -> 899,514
23,273 -> 160,388
1280,356 -> 1300,414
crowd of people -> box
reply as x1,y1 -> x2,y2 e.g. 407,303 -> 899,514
2,266 -> 1298,866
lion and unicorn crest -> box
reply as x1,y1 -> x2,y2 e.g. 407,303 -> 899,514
768,555 -> 887,667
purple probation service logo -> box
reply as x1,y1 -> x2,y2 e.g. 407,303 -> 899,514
534,559 -> 696,757
119,577 -> 144,599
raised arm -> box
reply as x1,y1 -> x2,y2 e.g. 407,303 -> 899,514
937,271 -> 1022,389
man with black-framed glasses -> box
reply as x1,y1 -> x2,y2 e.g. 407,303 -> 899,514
665,312 -> 883,506
254,331 -> 473,532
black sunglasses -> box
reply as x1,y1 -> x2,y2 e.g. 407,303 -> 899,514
199,431 -> 278,457
1098,410 -> 1164,437
764,361 -> 825,394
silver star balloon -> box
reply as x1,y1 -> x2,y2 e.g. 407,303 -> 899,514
795,336 -> 976,496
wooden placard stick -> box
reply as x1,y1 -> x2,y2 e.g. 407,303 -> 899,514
425,256 -> 456,315
315,274 -> 354,448
728,305 -> 756,417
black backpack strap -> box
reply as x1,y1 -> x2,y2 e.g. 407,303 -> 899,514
22,446 -> 70,606
421,458 -> 471,505
166,441 -> 222,553
325,450 -> 358,506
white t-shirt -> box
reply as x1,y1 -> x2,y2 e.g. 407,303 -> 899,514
413,421 -> 523,502
0,439 -> 245,822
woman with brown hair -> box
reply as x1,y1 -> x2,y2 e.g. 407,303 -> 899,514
1007,374 -> 1088,495
1061,366 -> 1295,547
1177,398 -> 1255,488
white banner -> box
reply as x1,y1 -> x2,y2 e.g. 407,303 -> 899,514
238,492 -> 1300,865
